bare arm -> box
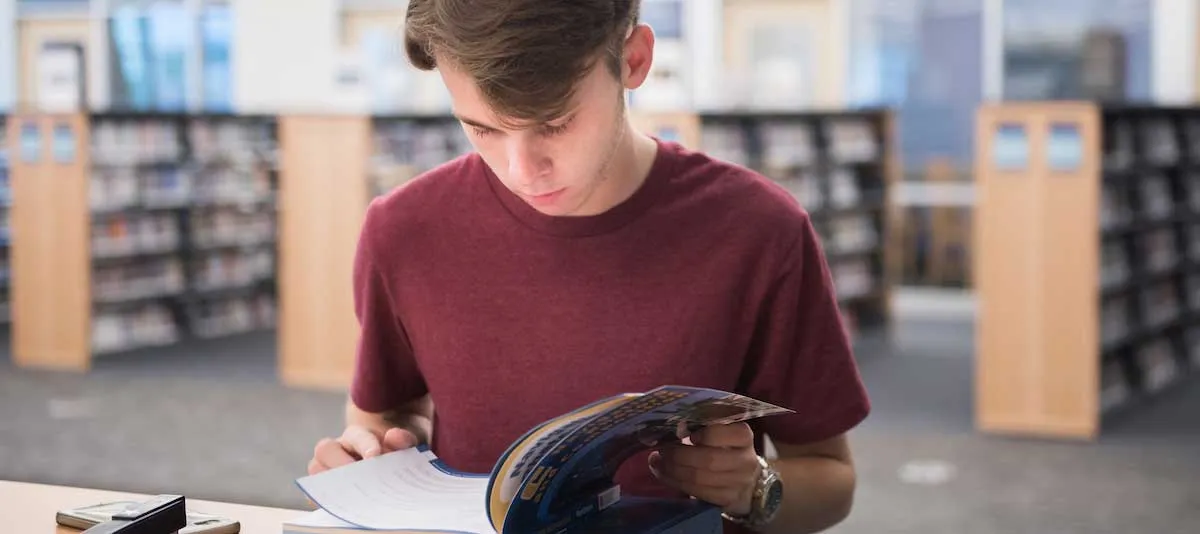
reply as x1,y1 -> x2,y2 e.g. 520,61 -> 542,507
764,433 -> 857,534
346,393 -> 436,446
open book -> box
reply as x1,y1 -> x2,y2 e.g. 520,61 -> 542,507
283,385 -> 793,534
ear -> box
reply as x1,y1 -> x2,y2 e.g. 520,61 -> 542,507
621,23 -> 656,90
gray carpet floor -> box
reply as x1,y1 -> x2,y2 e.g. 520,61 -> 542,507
1,319 -> 1197,534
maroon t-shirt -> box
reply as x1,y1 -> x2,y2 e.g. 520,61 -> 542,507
350,138 -> 870,527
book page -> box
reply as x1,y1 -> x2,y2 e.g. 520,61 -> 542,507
295,448 -> 494,533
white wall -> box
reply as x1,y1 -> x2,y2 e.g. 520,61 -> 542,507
0,0 -> 18,110
231,0 -> 350,113
1152,0 -> 1198,104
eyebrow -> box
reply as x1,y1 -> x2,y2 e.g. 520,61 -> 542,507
453,114 -> 500,131
453,111 -> 576,132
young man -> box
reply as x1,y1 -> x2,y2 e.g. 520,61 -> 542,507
307,1 -> 871,532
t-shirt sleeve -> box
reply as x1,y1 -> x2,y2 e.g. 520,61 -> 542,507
348,202 -> 429,413
740,213 -> 871,445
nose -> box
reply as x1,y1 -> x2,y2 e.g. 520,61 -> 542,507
506,138 -> 549,187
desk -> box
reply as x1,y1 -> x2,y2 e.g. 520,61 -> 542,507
0,481 -> 305,533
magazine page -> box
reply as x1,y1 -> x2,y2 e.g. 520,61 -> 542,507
485,393 -> 637,533
497,386 -> 792,533
294,446 -> 492,533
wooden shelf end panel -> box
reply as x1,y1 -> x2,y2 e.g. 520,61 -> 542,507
972,103 -> 1101,440
276,115 -> 371,392
8,114 -> 92,372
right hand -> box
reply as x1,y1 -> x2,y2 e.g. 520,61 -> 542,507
308,426 -> 420,475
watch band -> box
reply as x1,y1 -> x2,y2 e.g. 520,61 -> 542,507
722,455 -> 782,531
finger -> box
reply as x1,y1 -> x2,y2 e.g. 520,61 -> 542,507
307,458 -> 326,476
657,451 -> 755,487
649,453 -> 744,510
313,437 -> 357,470
661,443 -> 756,473
341,426 -> 384,458
692,423 -> 755,448
383,427 -> 419,451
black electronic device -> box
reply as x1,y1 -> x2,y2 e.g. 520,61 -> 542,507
77,495 -> 187,534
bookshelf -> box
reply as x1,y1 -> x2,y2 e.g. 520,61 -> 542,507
9,112 -> 280,371
0,114 -> 9,324
695,110 -> 898,336
975,102 -> 1200,441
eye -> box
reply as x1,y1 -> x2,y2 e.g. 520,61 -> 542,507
541,116 -> 575,137
471,127 -> 495,137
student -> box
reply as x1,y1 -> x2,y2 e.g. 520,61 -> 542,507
308,1 -> 871,532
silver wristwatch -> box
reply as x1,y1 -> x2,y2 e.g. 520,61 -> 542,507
723,455 -> 784,531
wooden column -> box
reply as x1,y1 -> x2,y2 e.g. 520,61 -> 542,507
8,113 -> 91,371
973,102 -> 1101,440
276,115 -> 371,391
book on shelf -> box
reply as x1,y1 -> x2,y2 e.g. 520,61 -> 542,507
1136,338 -> 1180,394
827,169 -> 862,209
189,294 -> 276,338
1187,327 -> 1200,369
699,124 -> 749,168
1103,119 -> 1136,170
1186,274 -> 1200,310
284,385 -> 791,534
1101,183 -> 1132,230
1101,297 -> 1129,346
1138,174 -> 1173,220
1140,229 -> 1177,274
92,259 -> 186,304
92,214 -> 181,258
1100,359 -> 1131,413
190,249 -> 274,290
831,258 -> 874,301
92,303 -> 179,354
92,120 -> 183,165
1100,242 -> 1129,289
1138,282 -> 1179,328
828,215 -> 878,255
823,118 -> 878,164
1141,117 -> 1179,166
760,121 -> 816,171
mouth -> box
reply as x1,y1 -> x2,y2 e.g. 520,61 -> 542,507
525,188 -> 566,205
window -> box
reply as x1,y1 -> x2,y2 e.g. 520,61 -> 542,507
200,3 -> 233,111
1003,0 -> 1152,101
848,0 -> 984,174
106,0 -> 233,112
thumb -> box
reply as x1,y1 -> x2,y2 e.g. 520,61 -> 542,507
383,427 -> 419,452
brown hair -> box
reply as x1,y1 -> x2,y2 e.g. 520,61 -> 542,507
404,0 -> 640,127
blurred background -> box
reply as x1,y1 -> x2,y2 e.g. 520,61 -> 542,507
0,0 -> 1197,533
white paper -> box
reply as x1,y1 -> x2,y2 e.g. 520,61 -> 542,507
286,509 -> 361,528
295,448 -> 494,533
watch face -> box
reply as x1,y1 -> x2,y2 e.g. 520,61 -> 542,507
763,479 -> 784,516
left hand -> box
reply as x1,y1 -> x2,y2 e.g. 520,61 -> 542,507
648,422 -> 761,516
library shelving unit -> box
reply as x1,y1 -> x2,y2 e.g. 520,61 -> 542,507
8,112 -> 279,371
0,113 -> 10,324
694,109 -> 899,337
975,102 -> 1200,441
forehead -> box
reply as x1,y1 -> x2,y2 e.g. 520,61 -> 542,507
439,58 -> 615,126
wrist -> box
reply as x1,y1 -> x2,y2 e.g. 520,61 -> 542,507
722,456 -> 784,531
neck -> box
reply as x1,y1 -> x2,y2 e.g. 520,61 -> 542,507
597,118 -> 658,212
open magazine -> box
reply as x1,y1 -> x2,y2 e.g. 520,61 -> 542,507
284,385 -> 793,534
